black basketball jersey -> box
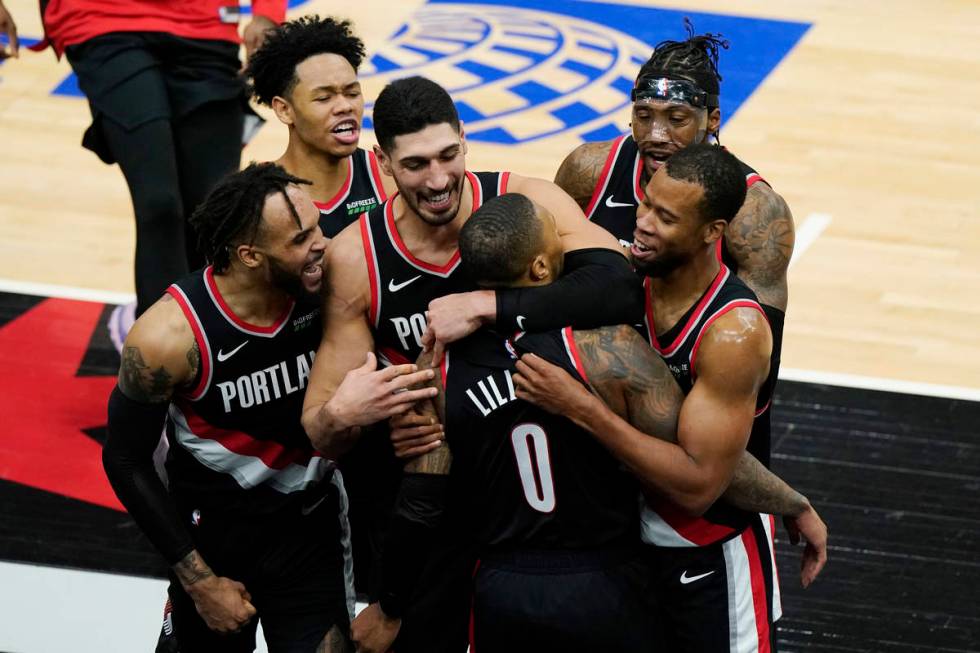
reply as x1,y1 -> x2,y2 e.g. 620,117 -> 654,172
315,147 -> 388,239
443,328 -> 638,551
165,267 -> 331,514
359,171 -> 509,366
585,135 -> 766,249
637,264 -> 775,547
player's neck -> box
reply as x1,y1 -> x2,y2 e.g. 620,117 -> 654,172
277,138 -> 351,205
394,175 -> 474,259
649,251 -> 721,314
212,267 -> 294,326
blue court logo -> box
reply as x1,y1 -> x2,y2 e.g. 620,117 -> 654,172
362,0 -> 810,144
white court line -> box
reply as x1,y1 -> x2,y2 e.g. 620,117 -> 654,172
789,212 -> 832,269
1,276 -> 977,403
0,278 -> 135,305
779,367 -> 980,403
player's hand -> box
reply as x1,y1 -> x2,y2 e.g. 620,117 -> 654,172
783,502 -> 828,588
350,602 -> 401,653
241,14 -> 276,65
390,409 -> 443,459
185,575 -> 256,634
0,1 -> 19,61
513,353 -> 594,419
422,290 -> 496,364
329,352 -> 437,429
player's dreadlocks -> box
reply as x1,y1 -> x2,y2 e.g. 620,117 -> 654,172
190,163 -> 312,273
245,15 -> 366,106
637,18 -> 730,108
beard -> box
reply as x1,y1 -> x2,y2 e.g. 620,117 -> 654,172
268,256 -> 315,301
401,176 -> 465,226
633,248 -> 688,278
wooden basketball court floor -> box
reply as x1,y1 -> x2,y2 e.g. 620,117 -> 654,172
0,0 -> 978,651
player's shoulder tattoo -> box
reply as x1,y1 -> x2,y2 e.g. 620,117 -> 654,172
574,325 -> 682,441
727,184 -> 794,305
119,345 -> 175,403
554,140 -> 616,211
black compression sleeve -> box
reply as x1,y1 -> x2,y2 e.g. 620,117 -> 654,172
104,386 -> 195,565
495,248 -> 644,332
378,473 -> 449,619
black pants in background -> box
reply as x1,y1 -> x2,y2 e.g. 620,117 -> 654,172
66,32 -> 244,316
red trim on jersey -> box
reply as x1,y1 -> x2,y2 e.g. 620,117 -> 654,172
633,150 -> 644,203
440,352 -> 449,390
715,239 -> 725,264
467,170 -> 484,211
378,346 -> 412,367
746,173 -> 765,188
180,402 -> 318,471
313,156 -> 354,213
562,327 -> 591,386
583,136 -> 624,219
367,150 -> 388,202
646,265 -> 729,356
689,299 -> 767,378
651,498 -> 736,546
755,398 -> 772,418
205,267 -> 293,335
166,286 -> 211,401
384,192 -> 461,274
498,171 -> 511,195
742,526 -> 773,653
359,214 -> 381,327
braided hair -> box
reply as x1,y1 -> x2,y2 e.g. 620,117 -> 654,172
190,163 -> 312,273
637,18 -> 730,106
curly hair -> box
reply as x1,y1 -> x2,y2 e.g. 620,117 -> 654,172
638,17 -> 730,105
244,15 -> 366,106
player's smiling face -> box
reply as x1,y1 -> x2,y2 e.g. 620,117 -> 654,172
255,185 -> 328,298
631,100 -> 719,178
284,53 -> 363,159
382,122 -> 468,226
631,167 -> 712,277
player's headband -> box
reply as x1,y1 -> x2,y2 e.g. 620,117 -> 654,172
630,76 -> 717,109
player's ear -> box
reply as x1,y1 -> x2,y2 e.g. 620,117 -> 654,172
374,144 -> 393,176
707,108 -> 721,139
458,121 -> 467,155
702,218 -> 727,245
236,243 -> 264,269
529,254 -> 551,283
271,95 -> 294,126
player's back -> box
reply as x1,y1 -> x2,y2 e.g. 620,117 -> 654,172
443,328 -> 639,552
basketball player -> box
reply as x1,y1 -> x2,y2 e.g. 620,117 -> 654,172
517,145 -> 816,651
381,192 -> 824,652
244,16 -> 395,239
102,164 -> 432,652
555,22 -> 793,312
301,76 -> 642,653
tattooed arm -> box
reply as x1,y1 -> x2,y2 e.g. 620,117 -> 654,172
726,183 -> 795,311
104,294 -> 256,632
554,140 -> 616,211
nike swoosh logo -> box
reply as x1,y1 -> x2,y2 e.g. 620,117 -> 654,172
216,341 -> 248,362
605,196 -> 634,209
388,275 -> 422,293
516,315 -> 526,330
680,570 -> 716,585
301,495 -> 327,516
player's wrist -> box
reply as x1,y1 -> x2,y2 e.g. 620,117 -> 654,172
473,290 -> 496,324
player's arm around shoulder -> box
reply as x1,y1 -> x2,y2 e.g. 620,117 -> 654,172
553,139 -> 616,212
726,183 -> 795,310
507,172 -> 624,254
118,294 -> 198,402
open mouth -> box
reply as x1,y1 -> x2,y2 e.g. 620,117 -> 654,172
421,189 -> 453,213
302,260 -> 323,283
643,151 -> 671,170
331,120 -> 360,145
630,240 -> 654,260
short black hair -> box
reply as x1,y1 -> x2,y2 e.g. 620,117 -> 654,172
459,193 -> 543,287
245,15 -> 365,106
190,163 -> 312,273
637,18 -> 729,106
372,76 -> 460,153
664,144 -> 746,223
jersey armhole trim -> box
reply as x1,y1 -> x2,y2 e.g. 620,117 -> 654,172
359,213 -> 381,328
583,136 -> 624,219
368,149 -> 388,202
689,300 -> 767,380
165,285 -> 212,401
561,326 -> 592,387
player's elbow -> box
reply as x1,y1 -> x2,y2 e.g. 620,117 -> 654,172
673,480 -> 726,517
